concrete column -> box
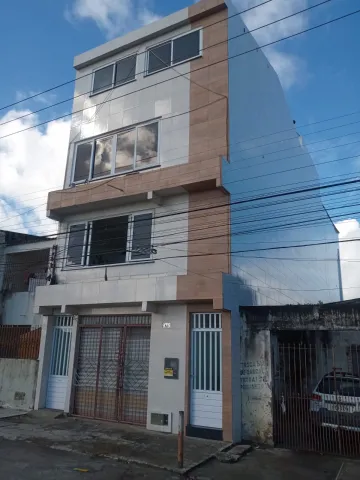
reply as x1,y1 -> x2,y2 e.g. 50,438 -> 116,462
240,322 -> 273,444
34,316 -> 54,409
230,308 -> 242,443
64,315 -> 79,413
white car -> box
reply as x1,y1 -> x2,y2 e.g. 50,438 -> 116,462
310,372 -> 360,431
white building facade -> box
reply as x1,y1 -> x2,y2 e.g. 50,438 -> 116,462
34,0 -> 340,442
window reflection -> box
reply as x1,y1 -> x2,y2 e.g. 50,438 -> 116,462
74,142 -> 92,182
136,123 -> 159,169
116,129 -> 135,173
93,136 -> 113,178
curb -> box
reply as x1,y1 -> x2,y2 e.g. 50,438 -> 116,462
82,442 -> 241,476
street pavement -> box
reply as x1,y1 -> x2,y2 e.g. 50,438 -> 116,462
0,438 -> 177,480
2,411 -> 360,479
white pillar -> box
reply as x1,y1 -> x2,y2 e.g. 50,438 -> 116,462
34,316 -> 54,409
64,315 -> 79,413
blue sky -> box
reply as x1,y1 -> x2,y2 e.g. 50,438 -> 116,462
0,0 -> 359,270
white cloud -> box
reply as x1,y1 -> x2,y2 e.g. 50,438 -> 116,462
138,8 -> 161,26
265,49 -> 306,90
67,0 -> 160,39
234,0 -> 309,89
15,90 -> 58,107
0,110 -> 70,235
336,218 -> 360,300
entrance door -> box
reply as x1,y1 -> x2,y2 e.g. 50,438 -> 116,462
72,315 -> 151,426
46,316 -> 73,410
190,313 -> 222,429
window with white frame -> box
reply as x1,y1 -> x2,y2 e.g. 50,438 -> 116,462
72,121 -> 159,183
92,54 -> 137,94
147,29 -> 201,75
65,212 -> 154,267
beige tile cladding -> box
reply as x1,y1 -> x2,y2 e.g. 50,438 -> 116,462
47,160 -> 223,216
176,3 -> 230,308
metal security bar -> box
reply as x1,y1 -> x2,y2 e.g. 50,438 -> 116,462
80,315 -> 151,326
50,316 -> 73,376
273,341 -> 360,457
73,315 -> 150,426
0,326 -> 41,359
191,313 -> 222,392
55,316 -> 74,327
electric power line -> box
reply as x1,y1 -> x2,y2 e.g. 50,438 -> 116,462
1,4 -> 358,146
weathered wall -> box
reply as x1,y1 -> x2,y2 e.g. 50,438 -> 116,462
240,314 -> 273,443
314,330 -> 360,387
242,304 -> 360,331
240,304 -> 360,444
2,292 -> 42,326
0,359 -> 38,409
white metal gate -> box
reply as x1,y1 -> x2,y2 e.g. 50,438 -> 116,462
46,316 -> 73,410
190,313 -> 222,429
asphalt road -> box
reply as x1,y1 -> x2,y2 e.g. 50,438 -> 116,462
0,439 -> 178,480
3,436 -> 360,480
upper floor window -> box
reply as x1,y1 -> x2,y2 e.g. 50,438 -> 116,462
72,121 -> 159,183
65,212 -> 153,267
147,29 -> 202,75
92,54 -> 137,94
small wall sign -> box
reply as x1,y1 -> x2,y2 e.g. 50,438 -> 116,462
162,322 -> 171,329
164,358 -> 179,379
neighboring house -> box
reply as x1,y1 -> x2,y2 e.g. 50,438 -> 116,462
34,0 -> 341,442
0,230 -> 53,326
239,302 -> 360,454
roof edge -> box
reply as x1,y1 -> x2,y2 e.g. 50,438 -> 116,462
73,8 -> 189,70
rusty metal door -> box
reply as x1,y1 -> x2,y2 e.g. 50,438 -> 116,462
72,315 -> 150,425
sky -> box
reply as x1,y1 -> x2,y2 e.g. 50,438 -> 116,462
0,0 -> 360,296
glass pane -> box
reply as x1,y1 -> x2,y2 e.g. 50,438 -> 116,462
116,129 -> 135,173
131,213 -> 152,260
115,55 -> 136,85
93,64 -> 113,93
135,123 -> 158,169
200,332 -> 204,390
216,332 -> 221,391
66,224 -> 86,266
73,142 -> 92,182
148,42 -> 171,74
93,136 -> 113,178
205,331 -> 210,390
211,332 -> 216,391
173,30 -> 200,64
89,216 -> 128,266
317,376 -> 360,397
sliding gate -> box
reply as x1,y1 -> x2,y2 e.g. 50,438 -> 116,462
72,315 -> 150,425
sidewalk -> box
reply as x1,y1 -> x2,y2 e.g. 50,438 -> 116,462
192,447 -> 360,480
0,410 -> 229,473
3,410 -> 360,479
